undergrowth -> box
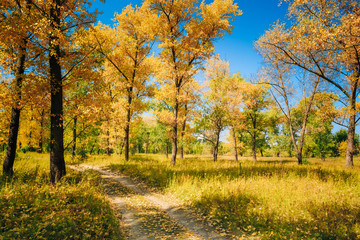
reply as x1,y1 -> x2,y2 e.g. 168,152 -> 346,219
86,154 -> 360,239
0,152 -> 124,240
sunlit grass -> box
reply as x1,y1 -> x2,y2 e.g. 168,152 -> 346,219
0,152 -> 124,239
86,153 -> 360,239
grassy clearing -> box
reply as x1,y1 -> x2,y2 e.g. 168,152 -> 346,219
84,154 -> 360,239
0,152 -> 124,240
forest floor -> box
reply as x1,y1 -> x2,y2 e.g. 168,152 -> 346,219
69,164 -> 240,240
2,153 -> 360,239
72,154 -> 360,239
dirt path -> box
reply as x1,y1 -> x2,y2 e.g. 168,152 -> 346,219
69,164 -> 233,240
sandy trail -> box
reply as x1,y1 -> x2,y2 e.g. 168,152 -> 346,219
69,164 -> 232,240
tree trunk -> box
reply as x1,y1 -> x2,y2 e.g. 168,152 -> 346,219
38,109 -> 45,153
106,128 -> 111,156
28,107 -> 33,147
119,137 -> 125,155
346,108 -> 356,167
252,132 -> 257,163
89,144 -> 95,155
295,124 -> 308,165
71,116 -> 77,158
296,150 -> 303,165
239,132 -> 243,157
49,0 -> 66,183
171,122 -> 178,165
3,38 -> 27,176
180,105 -> 187,159
232,127 -> 238,162
213,130 -> 220,162
28,130 -> 32,147
125,91 -> 132,161
180,121 -> 186,159
113,126 -> 118,153
346,79 -> 357,167
3,106 -> 21,176
180,146 -> 184,159
165,144 -> 168,158
292,79 -> 319,165
124,123 -> 130,160
171,97 -> 179,165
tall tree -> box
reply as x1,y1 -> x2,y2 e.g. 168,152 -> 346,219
48,0 -> 67,182
29,0 -> 101,182
0,0 -> 34,176
97,68 -> 125,156
240,81 -> 273,163
204,57 -> 229,162
258,59 -> 322,164
302,92 -> 338,160
149,0 -> 241,165
91,4 -> 157,161
256,0 -> 360,167
226,73 -> 246,162
196,56 -> 242,162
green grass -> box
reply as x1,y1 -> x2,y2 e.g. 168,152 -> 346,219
0,152 -> 124,240
84,154 -> 360,239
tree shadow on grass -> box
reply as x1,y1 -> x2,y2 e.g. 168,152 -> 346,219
193,192 -> 360,239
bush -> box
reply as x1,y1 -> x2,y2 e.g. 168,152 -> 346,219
20,145 -> 37,153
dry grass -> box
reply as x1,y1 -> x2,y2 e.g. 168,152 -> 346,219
83,153 -> 360,239
0,152 -> 124,239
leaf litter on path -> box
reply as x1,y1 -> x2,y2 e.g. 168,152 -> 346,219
69,164 -> 244,240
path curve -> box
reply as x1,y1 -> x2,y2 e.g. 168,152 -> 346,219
69,164 -> 232,240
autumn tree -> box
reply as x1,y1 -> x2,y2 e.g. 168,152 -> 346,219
240,81 -> 273,163
96,68 -> 126,155
18,100 -> 49,153
257,57 -> 323,164
196,56 -> 241,162
225,73 -> 246,162
302,92 -> 338,159
178,87 -> 200,159
59,27 -> 106,158
266,121 -> 291,157
0,83 -> 11,151
0,82 -> 14,151
257,0 -> 360,167
89,4 -> 157,161
292,92 -> 337,158
0,0 -> 36,176
149,0 -> 241,165
20,0 -> 101,182
64,74 -> 102,158
305,122 -> 334,160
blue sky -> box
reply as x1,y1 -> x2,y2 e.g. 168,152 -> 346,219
91,1 -> 353,136
91,0 -> 291,141
92,0 -> 289,77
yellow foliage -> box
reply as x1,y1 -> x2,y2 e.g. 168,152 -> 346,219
338,141 -> 347,157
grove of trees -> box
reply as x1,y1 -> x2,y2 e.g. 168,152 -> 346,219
1,0 -> 360,182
